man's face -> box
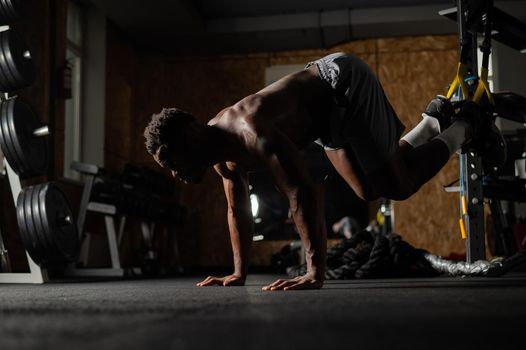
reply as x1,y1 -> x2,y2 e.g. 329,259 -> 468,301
154,145 -> 207,184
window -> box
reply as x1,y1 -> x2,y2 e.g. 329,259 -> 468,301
64,1 -> 83,180
477,40 -> 494,92
265,64 -> 305,86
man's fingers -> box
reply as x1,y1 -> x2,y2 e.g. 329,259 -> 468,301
197,277 -> 223,287
196,276 -> 213,286
266,280 -> 299,291
262,275 -> 323,291
283,282 -> 311,290
263,280 -> 288,291
262,279 -> 285,290
270,280 -> 292,290
201,279 -> 223,286
262,277 -> 308,291
284,281 -> 322,291
270,279 -> 285,287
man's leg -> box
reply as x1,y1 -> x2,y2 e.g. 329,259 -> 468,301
371,119 -> 472,200
325,96 -> 473,201
324,120 -> 469,201
325,147 -> 379,201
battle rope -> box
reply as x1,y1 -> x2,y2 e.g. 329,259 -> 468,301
285,229 -> 526,279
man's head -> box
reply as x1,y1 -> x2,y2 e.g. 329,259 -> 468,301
144,108 -> 208,184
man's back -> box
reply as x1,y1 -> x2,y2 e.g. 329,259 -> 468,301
208,65 -> 332,155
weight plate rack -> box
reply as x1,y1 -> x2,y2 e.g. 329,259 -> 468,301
0,1 -> 79,283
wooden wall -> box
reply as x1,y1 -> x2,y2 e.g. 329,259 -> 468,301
377,37 -> 464,257
106,29 -> 465,268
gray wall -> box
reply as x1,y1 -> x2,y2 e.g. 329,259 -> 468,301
81,6 -> 106,167
493,40 -> 526,131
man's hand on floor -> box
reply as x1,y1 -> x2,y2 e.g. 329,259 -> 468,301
262,275 -> 323,291
196,274 -> 245,287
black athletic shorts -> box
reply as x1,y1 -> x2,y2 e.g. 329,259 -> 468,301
306,52 -> 406,174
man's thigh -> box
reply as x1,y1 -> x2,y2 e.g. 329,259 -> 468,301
324,146 -> 379,201
367,144 -> 417,201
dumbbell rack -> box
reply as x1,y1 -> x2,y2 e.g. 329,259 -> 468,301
68,163 -> 127,276
66,161 -> 184,277
66,161 -> 138,277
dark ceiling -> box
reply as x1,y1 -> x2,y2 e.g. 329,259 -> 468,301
86,0 -> 526,55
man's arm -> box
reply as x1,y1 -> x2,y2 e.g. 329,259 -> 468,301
257,124 -> 327,291
197,167 -> 253,287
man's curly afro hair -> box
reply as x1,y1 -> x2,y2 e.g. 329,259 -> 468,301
143,108 -> 196,158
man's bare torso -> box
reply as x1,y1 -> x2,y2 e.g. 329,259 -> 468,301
208,65 -> 331,175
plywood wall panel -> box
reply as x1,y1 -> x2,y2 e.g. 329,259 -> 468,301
378,35 -> 458,53
378,47 -> 465,257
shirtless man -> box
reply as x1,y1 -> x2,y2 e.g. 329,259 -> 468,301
144,52 -> 490,291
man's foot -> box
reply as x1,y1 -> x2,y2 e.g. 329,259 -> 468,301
454,100 -> 482,141
456,101 -> 507,172
423,95 -> 456,132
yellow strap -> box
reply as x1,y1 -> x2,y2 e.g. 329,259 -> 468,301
472,67 -> 494,105
461,194 -> 468,216
446,63 -> 469,100
376,210 -> 385,226
459,217 -> 467,240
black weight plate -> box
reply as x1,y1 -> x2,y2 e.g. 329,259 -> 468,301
0,101 -> 19,172
0,0 -> 14,25
0,0 -> 13,20
0,31 -> 11,91
15,187 -> 38,261
0,30 -> 18,91
1,0 -> 15,20
1,30 -> 35,87
34,183 -> 65,265
4,0 -> 19,20
4,98 -> 30,176
0,45 -> 9,91
8,97 -> 47,176
0,67 -> 8,91
24,185 -> 51,258
15,187 -> 32,256
16,186 -> 45,264
32,183 -> 61,266
0,97 -> 24,176
40,182 -> 79,263
0,98 -> 25,174
10,0 -> 22,14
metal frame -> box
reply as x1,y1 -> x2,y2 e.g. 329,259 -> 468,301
449,0 -> 489,263
461,152 -> 486,262
447,0 -> 526,262
65,202 -> 130,277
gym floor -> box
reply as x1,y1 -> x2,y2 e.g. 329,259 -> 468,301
1,274 -> 525,350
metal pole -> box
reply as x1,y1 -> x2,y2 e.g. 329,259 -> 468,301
457,0 -> 487,262
462,153 -> 486,262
